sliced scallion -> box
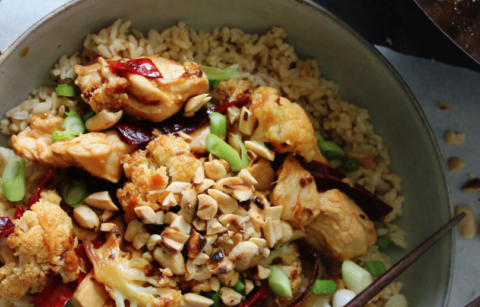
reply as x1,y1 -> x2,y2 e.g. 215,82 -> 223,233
56,84 -> 75,97
341,260 -> 373,294
364,260 -> 386,276
376,235 -> 391,252
315,131 -> 325,142
63,116 -> 85,134
61,179 -> 88,207
201,65 -> 243,89
318,141 -> 346,160
233,275 -> 246,293
228,133 -> 251,172
210,112 -> 227,137
204,291 -> 220,307
384,294 -> 408,307
344,157 -> 360,172
268,266 -> 293,298
65,109 -> 81,119
206,134 -> 243,171
309,279 -> 337,295
52,130 -> 77,143
1,157 -> 26,201
83,111 -> 96,122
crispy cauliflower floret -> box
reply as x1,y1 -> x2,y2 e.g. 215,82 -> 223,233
0,190 -> 79,300
303,189 -> 377,262
249,86 -> 327,164
270,154 -> 321,229
74,56 -> 209,122
85,233 -> 181,307
117,134 -> 200,221
217,79 -> 251,104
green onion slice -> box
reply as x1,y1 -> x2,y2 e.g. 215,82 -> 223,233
210,112 -> 227,137
309,279 -> 337,295
63,116 -> 85,134
376,235 -> 391,252
65,108 -> 81,119
268,266 -> 293,298
200,65 -> 243,89
2,157 -> 26,201
204,291 -> 220,307
364,260 -> 386,276
315,131 -> 325,142
61,179 -> 88,207
233,275 -> 246,293
206,134 -> 245,172
344,157 -> 360,172
52,130 -> 77,143
83,111 -> 96,122
56,84 -> 75,97
341,260 -> 373,294
228,133 -> 251,172
318,141 -> 346,160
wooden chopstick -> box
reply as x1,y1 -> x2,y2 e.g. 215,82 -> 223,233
465,296 -> 480,307
344,212 -> 466,307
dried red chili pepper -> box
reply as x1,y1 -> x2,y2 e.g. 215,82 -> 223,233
297,158 -> 393,221
288,241 -> 319,307
34,245 -> 92,307
116,123 -> 155,145
239,280 -> 269,307
28,169 -> 53,209
91,232 -> 107,249
108,58 -> 163,78
14,206 -> 25,220
211,96 -> 249,114
0,217 -> 14,240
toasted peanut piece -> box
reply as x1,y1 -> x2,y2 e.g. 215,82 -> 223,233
224,184 -> 253,202
170,215 -> 192,234
185,229 -> 207,259
84,191 -> 118,211
448,157 -> 465,172
134,206 -> 157,224
194,165 -> 205,184
209,277 -> 221,292
181,293 -> 214,307
167,182 -> 191,193
208,153 -> 216,162
147,234 -> 162,251
186,259 -> 212,281
261,248 -> 270,257
85,110 -> 123,132
237,169 -> 258,185
272,220 -> 283,242
245,279 -> 254,295
249,238 -> 267,248
213,177 -> 243,193
191,280 -> 212,294
181,187 -> 199,223
197,195 -> 218,220
229,242 -> 259,271
73,224 -> 100,241
248,265 -> 271,280
456,205 -> 477,238
101,210 -> 116,223
268,206 -> 283,220
280,221 -> 293,242
248,207 -> 264,228
207,249 -> 228,276
262,217 -> 275,248
195,179 -> 216,194
208,189 -> 238,214
133,232 -> 150,250
162,192 -> 178,208
178,131 -> 193,143
192,217 -> 207,231
153,246 -> 185,275
462,178 -> 480,193
164,212 -> 178,225
184,111 -> 195,117
239,107 -> 256,136
245,141 -> 275,161
204,161 -> 228,181
445,131 -> 465,145
220,287 -> 243,306
74,205 -> 100,230
218,159 -> 231,173
154,211 -> 165,225
253,195 -> 271,211
192,253 -> 210,265
185,94 -> 211,113
289,230 -> 306,242
161,227 -> 191,253
204,235 -> 218,255
218,214 -> 247,232
100,223 -> 117,232
227,106 -> 241,124
207,218 -> 228,235
142,251 -> 153,262
125,219 -> 146,242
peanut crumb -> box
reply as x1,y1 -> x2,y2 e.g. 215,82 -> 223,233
445,131 -> 465,145
462,178 -> 480,193
438,101 -> 451,110
448,157 -> 465,172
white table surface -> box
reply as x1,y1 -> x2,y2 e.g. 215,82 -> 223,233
1,0 -> 479,306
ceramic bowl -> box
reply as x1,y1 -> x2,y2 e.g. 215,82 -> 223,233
0,0 -> 453,305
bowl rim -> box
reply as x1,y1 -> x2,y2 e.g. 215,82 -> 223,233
0,0 -> 455,305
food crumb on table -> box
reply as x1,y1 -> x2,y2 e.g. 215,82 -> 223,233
445,130 -> 465,145
448,157 -> 465,172
438,101 -> 451,110
462,178 -> 480,193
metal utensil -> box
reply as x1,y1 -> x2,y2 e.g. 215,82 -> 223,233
465,296 -> 480,307
344,212 -> 465,307
413,0 -> 480,64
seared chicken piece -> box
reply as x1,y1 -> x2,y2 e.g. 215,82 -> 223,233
304,189 -> 377,262
188,123 -> 211,155
249,86 -> 328,164
270,154 -> 321,229
0,190 -> 79,300
12,115 -> 137,183
74,56 -> 209,122
246,156 -> 276,192
217,79 -> 251,104
70,271 -> 113,307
